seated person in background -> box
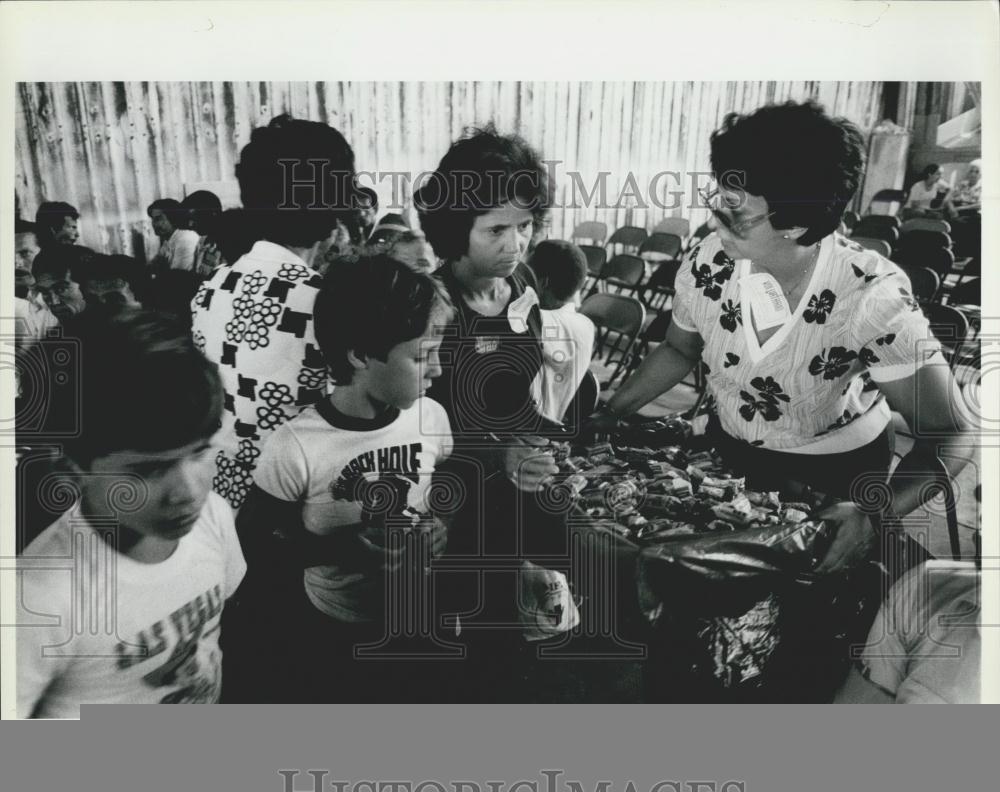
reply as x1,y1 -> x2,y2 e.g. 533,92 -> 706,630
944,159 -> 982,258
34,201 -> 81,249
182,190 -> 224,277
834,562 -> 979,703
235,255 -> 454,702
182,190 -> 223,235
525,240 -> 596,424
944,159 -> 982,218
903,164 -> 949,219
17,309 -> 247,718
30,245 -> 95,323
79,254 -> 143,313
148,198 -> 201,273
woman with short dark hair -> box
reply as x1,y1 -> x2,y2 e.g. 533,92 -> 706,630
598,100 -> 974,574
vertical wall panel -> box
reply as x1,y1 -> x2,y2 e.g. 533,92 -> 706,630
15,81 -> 883,259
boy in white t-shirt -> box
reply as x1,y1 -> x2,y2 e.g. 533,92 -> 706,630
16,310 -> 246,718
526,240 -> 596,424
237,254 -> 455,702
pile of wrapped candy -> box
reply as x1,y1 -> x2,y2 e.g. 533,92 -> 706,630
550,417 -> 823,547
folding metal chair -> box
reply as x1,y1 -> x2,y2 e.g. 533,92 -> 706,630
580,293 -> 647,387
639,232 -> 683,263
851,237 -> 892,258
641,260 -> 681,312
579,244 -> 608,296
602,254 -> 646,296
899,266 -> 940,305
900,218 -> 951,235
607,225 -> 649,257
571,220 -> 608,247
948,277 -> 980,308
842,210 -> 861,233
897,229 -> 952,254
894,245 -> 955,298
852,218 -> 900,246
652,217 -> 691,239
923,303 -> 970,371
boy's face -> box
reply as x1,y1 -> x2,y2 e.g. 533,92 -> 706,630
83,438 -> 216,542
55,216 -> 80,245
462,203 -> 534,279
363,321 -> 445,410
34,270 -> 87,321
150,209 -> 174,240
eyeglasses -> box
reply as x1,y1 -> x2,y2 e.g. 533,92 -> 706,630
698,184 -> 775,238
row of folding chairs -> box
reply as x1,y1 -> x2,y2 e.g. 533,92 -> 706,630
571,218 -> 692,250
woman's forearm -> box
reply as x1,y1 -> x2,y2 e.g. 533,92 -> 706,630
607,340 -> 700,416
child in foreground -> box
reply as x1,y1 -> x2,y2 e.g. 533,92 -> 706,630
236,254 -> 455,702
17,309 -> 246,718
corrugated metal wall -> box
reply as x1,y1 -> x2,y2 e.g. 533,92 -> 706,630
15,81 -> 883,260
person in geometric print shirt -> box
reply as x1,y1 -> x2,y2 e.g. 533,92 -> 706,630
191,114 -> 364,511
17,310 -> 246,718
599,100 -> 975,575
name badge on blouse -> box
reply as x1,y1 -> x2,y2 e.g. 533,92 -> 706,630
740,273 -> 791,330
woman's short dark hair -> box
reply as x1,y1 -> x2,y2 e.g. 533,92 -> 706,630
415,124 -> 552,262
526,239 -> 588,303
235,114 -> 361,248
709,100 -> 867,246
920,163 -> 942,180
62,309 -> 223,467
35,201 -> 79,245
313,253 -> 453,385
147,198 -> 187,229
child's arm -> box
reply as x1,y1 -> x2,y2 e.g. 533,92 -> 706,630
237,484 -> 400,571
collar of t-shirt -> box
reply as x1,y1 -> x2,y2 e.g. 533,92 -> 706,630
315,397 -> 400,432
247,239 -> 314,268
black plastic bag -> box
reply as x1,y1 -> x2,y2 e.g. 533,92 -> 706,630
636,518 -> 835,617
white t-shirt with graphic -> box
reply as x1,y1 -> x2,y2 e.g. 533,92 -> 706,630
17,492 -> 246,719
253,398 -> 453,623
531,302 -> 596,424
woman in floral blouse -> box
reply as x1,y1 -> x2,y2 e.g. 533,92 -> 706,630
598,101 -> 975,573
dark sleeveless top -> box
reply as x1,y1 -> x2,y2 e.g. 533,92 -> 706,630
427,263 -> 547,440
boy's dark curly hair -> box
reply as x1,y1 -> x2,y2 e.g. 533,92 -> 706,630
314,253 -> 453,385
